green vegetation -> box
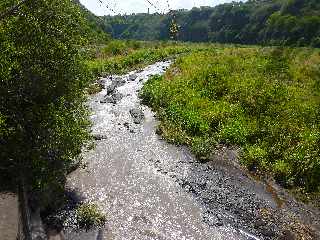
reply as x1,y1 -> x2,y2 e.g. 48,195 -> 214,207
104,0 -> 320,47
75,0 -> 111,43
76,203 -> 106,230
141,45 -> 320,193
86,40 -> 192,77
0,0 -> 94,235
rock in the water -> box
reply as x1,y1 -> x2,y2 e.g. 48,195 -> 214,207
106,77 -> 126,95
106,84 -> 115,95
93,134 -> 108,141
100,92 -> 124,104
123,122 -> 130,129
128,74 -> 137,81
130,108 -> 144,124
114,77 -> 126,87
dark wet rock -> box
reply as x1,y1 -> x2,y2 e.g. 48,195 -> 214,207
93,134 -> 108,141
261,228 -> 276,238
106,84 -> 116,95
128,74 -> 137,81
114,77 -> 126,87
130,108 -> 144,124
106,77 -> 126,95
132,215 -> 152,226
123,122 -> 130,129
100,92 -> 124,104
254,219 -> 266,228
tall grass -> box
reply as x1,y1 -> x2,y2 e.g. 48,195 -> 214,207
141,46 -> 320,193
86,40 -> 193,77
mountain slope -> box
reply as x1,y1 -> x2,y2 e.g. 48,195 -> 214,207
103,0 -> 320,47
75,0 -> 110,43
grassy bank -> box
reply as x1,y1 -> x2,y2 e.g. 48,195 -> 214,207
141,45 -> 320,194
85,40 -> 193,77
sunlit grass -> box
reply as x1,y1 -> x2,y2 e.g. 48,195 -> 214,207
141,45 -> 320,193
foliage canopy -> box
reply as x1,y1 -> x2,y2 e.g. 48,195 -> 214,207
0,0 -> 91,206
103,0 -> 320,47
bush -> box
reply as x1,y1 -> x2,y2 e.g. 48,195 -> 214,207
102,40 -> 128,56
76,203 -> 106,230
0,0 -> 91,207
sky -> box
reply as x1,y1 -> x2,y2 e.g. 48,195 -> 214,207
79,0 -> 236,16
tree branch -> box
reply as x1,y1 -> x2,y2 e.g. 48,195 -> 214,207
0,0 -> 32,21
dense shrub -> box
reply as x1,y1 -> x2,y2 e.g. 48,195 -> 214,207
0,0 -> 91,207
76,203 -> 106,230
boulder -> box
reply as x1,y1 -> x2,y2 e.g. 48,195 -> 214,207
128,74 -> 137,81
114,77 -> 126,87
100,92 -> 124,104
106,84 -> 116,95
106,77 -> 126,95
129,108 -> 145,124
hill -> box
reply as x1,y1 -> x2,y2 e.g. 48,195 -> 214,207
75,0 -> 110,43
103,0 -> 320,47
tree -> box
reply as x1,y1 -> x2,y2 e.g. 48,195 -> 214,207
0,0 -> 91,238
101,0 -> 320,47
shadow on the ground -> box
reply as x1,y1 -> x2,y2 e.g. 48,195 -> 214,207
41,188 -> 86,231
0,170 -> 16,194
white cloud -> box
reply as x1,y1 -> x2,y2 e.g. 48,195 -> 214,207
80,0 -> 236,16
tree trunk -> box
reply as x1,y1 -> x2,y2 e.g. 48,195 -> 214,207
17,179 -> 32,240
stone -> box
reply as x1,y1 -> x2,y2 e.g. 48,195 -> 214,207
278,230 -> 296,240
114,77 -> 126,87
123,122 -> 130,129
93,134 -> 107,141
106,77 -> 126,95
106,84 -> 116,95
100,92 -> 123,104
129,108 -> 144,124
128,74 -> 137,81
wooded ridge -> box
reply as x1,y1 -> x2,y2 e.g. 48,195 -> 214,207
102,0 -> 320,47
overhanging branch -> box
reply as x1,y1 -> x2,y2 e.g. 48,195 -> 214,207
0,0 -> 32,21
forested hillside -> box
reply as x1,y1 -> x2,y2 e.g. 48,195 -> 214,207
103,0 -> 320,47
75,0 -> 110,42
